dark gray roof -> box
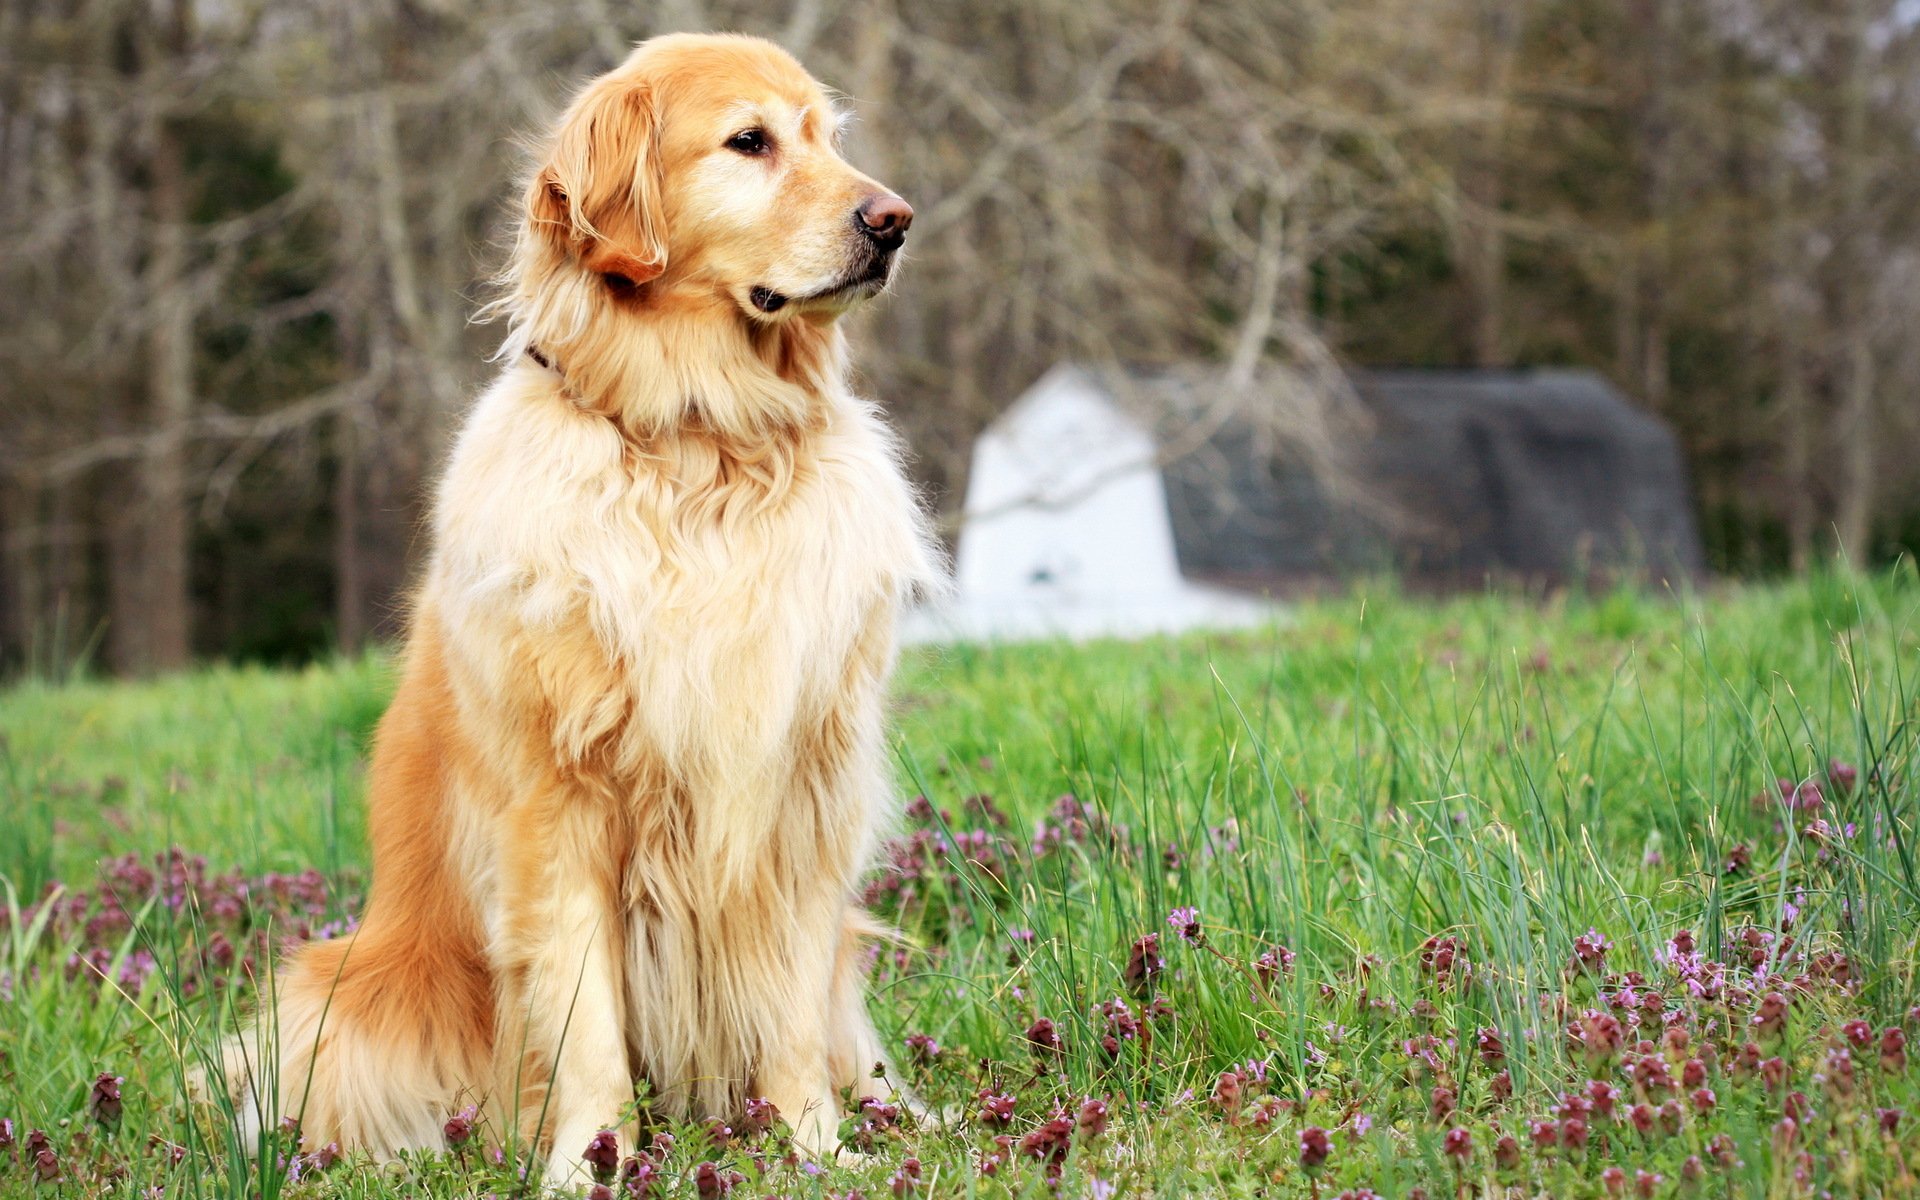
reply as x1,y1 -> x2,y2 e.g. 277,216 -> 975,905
1157,367 -> 1705,585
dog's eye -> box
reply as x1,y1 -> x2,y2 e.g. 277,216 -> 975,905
726,128 -> 771,156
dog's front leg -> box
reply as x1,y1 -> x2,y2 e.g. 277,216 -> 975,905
754,911 -> 843,1162
493,800 -> 635,1190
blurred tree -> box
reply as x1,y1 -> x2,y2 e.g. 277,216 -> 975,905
1,0 -> 1916,673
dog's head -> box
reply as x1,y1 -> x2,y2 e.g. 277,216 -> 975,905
527,34 -> 910,324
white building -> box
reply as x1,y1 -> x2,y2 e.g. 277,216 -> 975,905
903,365 -> 1277,644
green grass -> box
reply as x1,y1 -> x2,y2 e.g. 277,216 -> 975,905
1,571 -> 1917,1197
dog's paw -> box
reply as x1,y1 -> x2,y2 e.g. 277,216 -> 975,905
854,1084 -> 948,1130
539,1159 -> 594,1196
543,1126 -> 622,1195
914,1100 -> 967,1131
787,1103 -> 848,1165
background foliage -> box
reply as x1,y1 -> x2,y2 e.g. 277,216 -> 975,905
3,0 -> 1919,675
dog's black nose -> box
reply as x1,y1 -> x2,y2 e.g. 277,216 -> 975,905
857,194 -> 913,249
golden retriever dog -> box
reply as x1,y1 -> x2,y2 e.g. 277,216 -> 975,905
214,32 -> 936,1186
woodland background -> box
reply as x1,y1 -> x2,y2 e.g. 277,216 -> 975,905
2,0 -> 1917,675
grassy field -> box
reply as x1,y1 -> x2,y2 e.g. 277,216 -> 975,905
1,571 -> 1918,1198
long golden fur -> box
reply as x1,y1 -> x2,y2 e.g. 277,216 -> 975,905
213,33 -> 938,1186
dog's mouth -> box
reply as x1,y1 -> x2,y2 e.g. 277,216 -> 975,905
748,255 -> 895,317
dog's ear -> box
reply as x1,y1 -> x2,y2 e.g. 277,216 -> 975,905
529,78 -> 668,284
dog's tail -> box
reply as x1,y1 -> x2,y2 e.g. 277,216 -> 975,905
202,619 -> 496,1157
208,914 -> 495,1157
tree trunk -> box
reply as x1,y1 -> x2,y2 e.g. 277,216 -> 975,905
0,480 -> 30,665
1460,188 -> 1506,368
107,0 -> 198,675
332,412 -> 365,652
1832,0 -> 1877,561
138,107 -> 195,672
47,483 -> 81,672
104,471 -> 152,674
1613,254 -> 1639,385
1779,333 -> 1815,572
1456,0 -> 1519,369
1769,144 -> 1816,573
1834,324 -> 1876,560
1636,0 -> 1676,414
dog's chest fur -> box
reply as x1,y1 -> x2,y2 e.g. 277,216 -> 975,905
431,370 -> 932,798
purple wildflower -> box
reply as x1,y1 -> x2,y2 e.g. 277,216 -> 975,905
1166,906 -> 1203,945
